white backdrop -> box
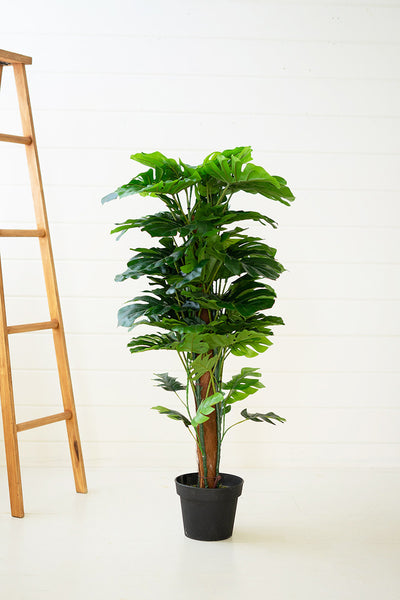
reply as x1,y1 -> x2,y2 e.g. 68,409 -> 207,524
0,0 -> 399,472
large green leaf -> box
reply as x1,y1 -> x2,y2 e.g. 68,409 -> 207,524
191,392 -> 224,427
229,330 -> 273,357
221,210 -> 277,229
115,247 -> 175,281
117,301 -> 166,328
240,409 -> 286,424
223,367 -> 265,404
152,405 -> 191,427
166,261 -> 207,294
131,151 -> 179,170
199,152 -> 294,206
117,292 -> 182,329
208,314 -> 284,336
133,177 -> 200,197
115,238 -> 190,283
114,168 -> 157,199
127,333 -> 177,353
220,275 -> 277,316
189,354 -> 220,379
172,333 -> 209,354
111,212 -> 186,239
223,236 -> 285,280
153,373 -> 186,392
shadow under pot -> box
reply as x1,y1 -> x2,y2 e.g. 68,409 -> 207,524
175,472 -> 244,541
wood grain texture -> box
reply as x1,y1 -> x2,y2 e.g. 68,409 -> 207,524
0,257 -> 24,517
0,133 -> 32,144
0,49 -> 32,65
7,319 -> 58,334
16,410 -> 72,432
0,228 -> 44,237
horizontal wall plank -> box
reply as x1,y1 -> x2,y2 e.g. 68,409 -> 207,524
0,259 -> 140,298
2,112 -> 400,157
276,298 -> 400,335
0,26 -> 399,75
1,187 -> 400,230
30,113 -> 400,155
1,260 -> 399,300
8,405 -> 400,444
11,440 -> 400,470
0,3 -> 398,42
6,333 -> 400,372
276,262 -> 400,299
2,76 -> 400,116
1,222 -> 400,264
1,148 -> 399,192
4,296 -> 400,336
11,369 -> 400,409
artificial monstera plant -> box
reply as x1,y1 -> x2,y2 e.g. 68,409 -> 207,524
102,146 -> 294,488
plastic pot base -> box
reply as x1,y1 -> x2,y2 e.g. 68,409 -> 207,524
175,472 -> 244,541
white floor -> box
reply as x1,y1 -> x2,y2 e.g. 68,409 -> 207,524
0,466 -> 399,600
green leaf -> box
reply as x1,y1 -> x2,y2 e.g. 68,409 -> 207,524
111,212 -> 185,238
199,151 -> 294,206
152,405 -> 191,427
116,246 -> 177,281
220,275 -> 277,316
153,373 -> 186,392
189,354 -> 220,379
223,236 -> 285,281
135,176 -> 200,197
229,331 -> 273,357
114,168 -> 156,199
117,292 -> 181,329
240,409 -> 286,424
191,392 -> 224,427
127,333 -> 177,353
223,367 -> 265,404
207,313 -> 283,337
172,333 -> 209,354
101,191 -> 118,204
131,151 -> 176,170
221,146 -> 253,163
166,261 -> 207,294
222,210 -> 277,229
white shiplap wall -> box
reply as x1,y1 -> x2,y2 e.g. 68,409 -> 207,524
0,0 -> 399,471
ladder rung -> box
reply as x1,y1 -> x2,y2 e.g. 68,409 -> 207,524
0,228 -> 46,237
7,319 -> 59,334
0,49 -> 32,65
0,133 -> 32,145
16,410 -> 72,433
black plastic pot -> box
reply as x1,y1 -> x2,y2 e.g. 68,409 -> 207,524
175,472 -> 244,541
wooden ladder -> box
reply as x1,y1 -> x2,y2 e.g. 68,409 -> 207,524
0,49 -> 87,517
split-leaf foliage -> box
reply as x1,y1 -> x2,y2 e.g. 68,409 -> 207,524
103,146 -> 294,487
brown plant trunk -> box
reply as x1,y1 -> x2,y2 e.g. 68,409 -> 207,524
196,309 -> 218,488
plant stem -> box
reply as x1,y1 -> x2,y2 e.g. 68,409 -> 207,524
222,418 -> 247,441
215,185 -> 231,206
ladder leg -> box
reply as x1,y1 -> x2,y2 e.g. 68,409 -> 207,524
0,257 -> 24,517
12,63 -> 87,494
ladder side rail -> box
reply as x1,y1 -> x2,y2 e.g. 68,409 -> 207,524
0,256 -> 24,517
0,63 -> 25,517
12,63 -> 87,494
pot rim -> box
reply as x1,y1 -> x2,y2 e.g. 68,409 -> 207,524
175,472 -> 244,500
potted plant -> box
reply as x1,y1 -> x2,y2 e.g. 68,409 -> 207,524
102,146 -> 294,540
